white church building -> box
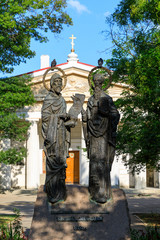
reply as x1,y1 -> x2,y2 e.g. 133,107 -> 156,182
0,41 -> 160,190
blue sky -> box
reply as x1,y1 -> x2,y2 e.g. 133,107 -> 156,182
1,0 -> 121,77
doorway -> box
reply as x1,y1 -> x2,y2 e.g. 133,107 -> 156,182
42,150 -> 80,184
66,151 -> 79,184
146,168 -> 154,187
146,168 -> 159,188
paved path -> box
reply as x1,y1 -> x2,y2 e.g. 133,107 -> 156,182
0,189 -> 37,237
124,188 -> 160,214
123,188 -> 160,231
0,187 -> 160,237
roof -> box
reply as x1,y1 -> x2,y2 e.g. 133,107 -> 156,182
26,61 -> 95,78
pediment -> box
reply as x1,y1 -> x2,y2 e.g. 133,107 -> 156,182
31,65 -> 128,103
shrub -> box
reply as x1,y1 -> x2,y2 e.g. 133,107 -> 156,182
131,226 -> 160,240
0,208 -> 27,240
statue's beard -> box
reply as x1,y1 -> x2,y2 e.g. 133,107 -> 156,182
94,86 -> 102,99
53,86 -> 62,94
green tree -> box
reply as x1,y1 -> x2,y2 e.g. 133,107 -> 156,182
0,0 -> 72,166
0,0 -> 72,73
0,75 -> 35,165
105,0 -> 160,171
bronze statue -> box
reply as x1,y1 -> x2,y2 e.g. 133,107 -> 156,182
82,70 -> 120,203
41,73 -> 71,203
42,67 -> 85,204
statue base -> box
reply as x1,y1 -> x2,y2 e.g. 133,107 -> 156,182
29,185 -> 131,240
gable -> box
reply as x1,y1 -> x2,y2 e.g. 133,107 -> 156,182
29,64 -> 128,115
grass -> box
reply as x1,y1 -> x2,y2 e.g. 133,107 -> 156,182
0,214 -> 16,226
0,209 -> 28,240
131,213 -> 160,239
131,227 -> 160,240
135,213 -> 160,226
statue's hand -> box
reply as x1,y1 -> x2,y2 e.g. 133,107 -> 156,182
64,119 -> 77,128
81,107 -> 86,115
58,113 -> 68,119
81,107 -> 87,122
71,95 -> 80,104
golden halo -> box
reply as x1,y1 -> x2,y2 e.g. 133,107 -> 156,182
88,66 -> 112,90
43,67 -> 67,91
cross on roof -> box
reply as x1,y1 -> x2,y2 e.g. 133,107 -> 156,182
69,34 -> 76,52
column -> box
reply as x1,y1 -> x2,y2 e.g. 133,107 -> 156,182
80,123 -> 89,186
26,121 -> 40,189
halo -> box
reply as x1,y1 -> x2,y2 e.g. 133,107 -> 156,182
88,66 -> 112,90
43,67 -> 67,91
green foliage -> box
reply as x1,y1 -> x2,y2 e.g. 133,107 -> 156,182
0,74 -> 35,164
0,75 -> 35,140
0,215 -> 16,226
131,226 -> 160,240
0,147 -> 27,165
0,208 -> 28,239
113,0 -> 160,26
105,0 -> 160,171
135,213 -> 160,226
0,0 -> 72,73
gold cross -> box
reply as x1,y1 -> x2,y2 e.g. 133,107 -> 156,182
69,34 -> 76,52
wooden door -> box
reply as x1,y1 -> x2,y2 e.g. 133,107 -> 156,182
66,151 -> 79,184
42,150 -> 80,184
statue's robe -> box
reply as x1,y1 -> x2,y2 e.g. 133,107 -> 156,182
83,91 -> 120,203
42,91 -> 70,203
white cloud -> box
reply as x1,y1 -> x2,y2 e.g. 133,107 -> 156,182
68,0 -> 91,14
104,11 -> 111,17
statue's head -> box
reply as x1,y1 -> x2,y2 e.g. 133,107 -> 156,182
50,73 -> 62,94
93,73 -> 105,87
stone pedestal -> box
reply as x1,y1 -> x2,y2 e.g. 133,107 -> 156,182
29,185 -> 131,240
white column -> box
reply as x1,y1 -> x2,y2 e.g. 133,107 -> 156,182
26,121 -> 40,188
80,123 -> 89,186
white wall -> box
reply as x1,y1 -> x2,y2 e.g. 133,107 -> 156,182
0,139 -> 12,189
111,156 -> 120,186
0,163 -> 11,189
135,170 -> 146,189
119,155 -> 130,188
11,165 -> 25,188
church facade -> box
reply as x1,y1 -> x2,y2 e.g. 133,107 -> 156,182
0,48 -> 160,190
